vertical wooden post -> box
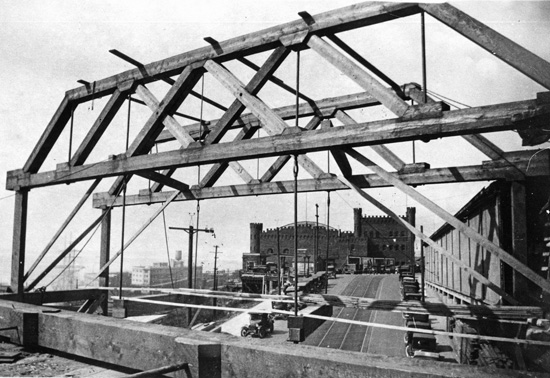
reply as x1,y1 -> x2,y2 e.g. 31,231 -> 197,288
99,207 -> 111,315
11,190 -> 28,295
511,181 -> 529,301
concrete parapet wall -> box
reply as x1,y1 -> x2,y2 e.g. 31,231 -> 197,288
0,299 -> 547,378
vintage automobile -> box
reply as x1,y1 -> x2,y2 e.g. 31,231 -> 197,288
405,332 -> 438,358
240,312 -> 274,338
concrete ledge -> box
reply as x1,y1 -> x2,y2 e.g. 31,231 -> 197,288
0,300 -> 221,378
1,299 -> 548,377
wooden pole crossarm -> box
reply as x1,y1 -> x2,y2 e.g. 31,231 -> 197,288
24,178 -> 102,281
26,213 -> 105,292
8,99 -> 550,190
92,149 -> 550,208
338,175 -> 519,305
420,2 -> 550,90
344,148 -> 550,295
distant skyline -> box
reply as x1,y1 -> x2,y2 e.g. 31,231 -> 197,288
1,1 -> 549,288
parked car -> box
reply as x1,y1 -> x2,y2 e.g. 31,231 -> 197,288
241,312 -> 274,338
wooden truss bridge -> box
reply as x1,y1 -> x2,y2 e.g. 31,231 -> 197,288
2,2 -> 550,377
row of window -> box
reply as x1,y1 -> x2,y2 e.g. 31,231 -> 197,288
380,244 -> 407,251
365,230 -> 407,238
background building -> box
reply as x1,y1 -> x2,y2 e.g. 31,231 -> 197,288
244,207 -> 416,275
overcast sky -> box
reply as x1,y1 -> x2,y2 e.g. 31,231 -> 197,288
1,1 -> 549,287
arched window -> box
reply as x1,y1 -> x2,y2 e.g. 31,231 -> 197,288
376,231 -> 380,238
283,248 -> 289,255
401,231 -> 405,237
389,245 -> 393,251
389,231 -> 393,237
267,248 -> 274,254
401,244 -> 406,251
370,231 -> 374,238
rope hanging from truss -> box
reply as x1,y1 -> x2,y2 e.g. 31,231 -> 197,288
118,93 -> 132,298
194,75 -> 206,289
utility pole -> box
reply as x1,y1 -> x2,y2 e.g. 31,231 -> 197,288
325,192 -> 330,294
169,225 -> 214,324
210,245 -> 222,291
211,246 -> 222,308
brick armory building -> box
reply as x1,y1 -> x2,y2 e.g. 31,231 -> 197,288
244,207 -> 416,274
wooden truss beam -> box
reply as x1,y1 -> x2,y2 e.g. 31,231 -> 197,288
204,59 -> 326,179
23,96 -> 72,173
345,148 -> 550,295
92,150 -> 550,208
155,90 -> 381,144
24,179 -> 101,281
334,110 -> 405,170
8,99 -> 549,190
260,116 -> 323,182
420,2 -> 550,90
107,64 -> 204,195
64,2 -> 419,103
307,35 -> 410,116
338,175 -> 518,305
70,83 -> 134,166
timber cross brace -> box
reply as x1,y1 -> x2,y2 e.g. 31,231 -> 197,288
4,0 -> 550,364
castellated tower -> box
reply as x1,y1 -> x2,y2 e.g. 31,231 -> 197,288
250,223 -> 263,254
353,208 -> 362,238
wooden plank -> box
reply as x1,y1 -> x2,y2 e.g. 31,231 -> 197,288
11,191 -> 28,295
23,96 -> 72,173
91,190 -> 181,282
92,149 -> 550,208
64,2 -> 419,103
205,46 -> 290,145
461,134 -> 506,160
8,99 -> 550,190
205,59 -> 326,179
135,84 -> 195,147
511,181 -> 529,299
335,110 -> 405,170
136,171 -> 189,192
108,64 -> 204,195
420,2 -> 550,90
26,214 -> 104,292
321,119 -> 353,176
260,116 -> 322,183
187,50 -> 291,188
307,35 -> 409,116
155,90 -> 379,144
70,86 -> 132,166
24,179 -> 101,281
326,34 -> 403,94
345,148 -> 550,295
338,175 -> 519,305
